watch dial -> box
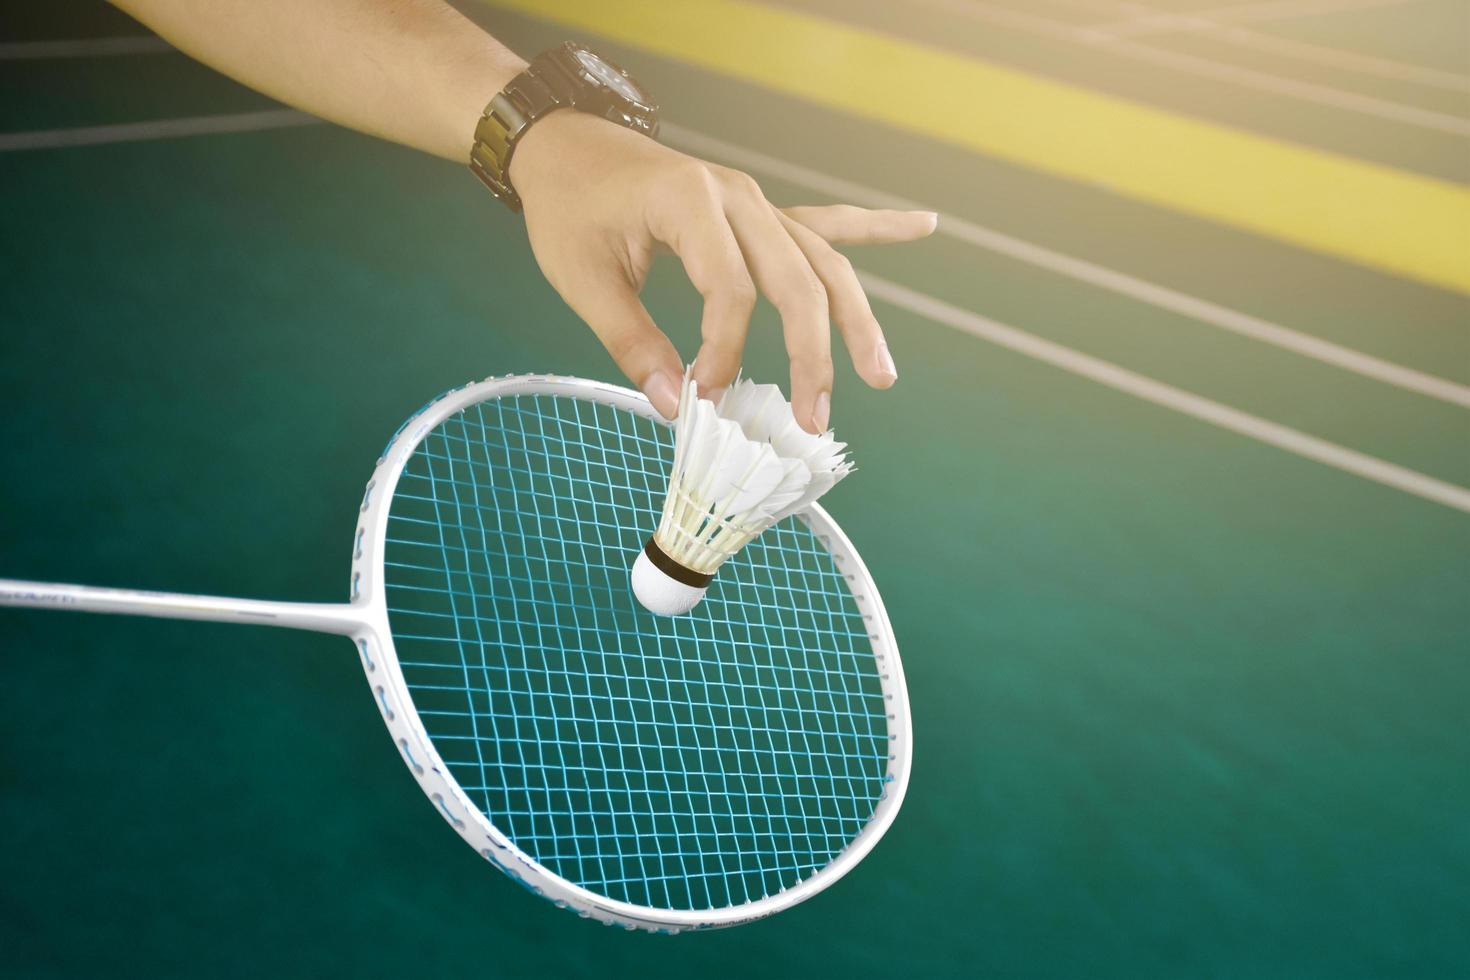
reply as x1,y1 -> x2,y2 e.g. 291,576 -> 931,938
574,48 -> 645,104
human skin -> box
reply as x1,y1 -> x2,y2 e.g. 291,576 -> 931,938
112,0 -> 936,431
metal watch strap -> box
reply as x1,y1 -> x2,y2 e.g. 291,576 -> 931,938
468,68 -> 564,212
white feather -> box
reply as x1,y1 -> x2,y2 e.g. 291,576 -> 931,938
755,457 -> 812,520
716,381 -> 789,441
647,369 -> 854,581
726,444 -> 788,516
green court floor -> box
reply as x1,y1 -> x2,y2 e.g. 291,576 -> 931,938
1,1 -> 1466,977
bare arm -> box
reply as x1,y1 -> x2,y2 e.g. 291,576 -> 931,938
112,0 -> 936,429
111,0 -> 520,160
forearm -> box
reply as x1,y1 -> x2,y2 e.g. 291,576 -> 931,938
110,0 -> 524,161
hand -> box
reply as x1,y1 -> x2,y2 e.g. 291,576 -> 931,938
509,110 -> 937,432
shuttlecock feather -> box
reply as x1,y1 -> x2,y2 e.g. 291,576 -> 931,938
631,371 -> 853,616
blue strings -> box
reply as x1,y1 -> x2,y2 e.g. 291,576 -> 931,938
383,394 -> 890,911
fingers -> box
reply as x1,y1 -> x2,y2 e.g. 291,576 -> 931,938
649,169 -> 756,397
777,209 -> 898,391
782,205 -> 938,246
715,170 -> 833,433
555,264 -> 684,419
645,162 -> 924,431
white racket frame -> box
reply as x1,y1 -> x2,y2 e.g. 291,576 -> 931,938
0,374 -> 912,932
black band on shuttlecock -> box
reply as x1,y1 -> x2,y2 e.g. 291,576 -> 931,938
644,537 -> 714,588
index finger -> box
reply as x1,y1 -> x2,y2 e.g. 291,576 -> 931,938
655,199 -> 757,397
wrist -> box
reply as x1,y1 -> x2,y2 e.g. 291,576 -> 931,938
506,110 -> 613,197
466,43 -> 659,211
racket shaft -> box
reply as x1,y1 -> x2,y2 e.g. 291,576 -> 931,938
0,579 -> 362,635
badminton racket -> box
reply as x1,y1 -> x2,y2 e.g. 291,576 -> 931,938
0,374 -> 911,932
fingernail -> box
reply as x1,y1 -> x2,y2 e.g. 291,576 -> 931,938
920,211 -> 939,232
692,371 -> 725,404
813,391 -> 831,432
644,370 -> 680,420
875,342 -> 898,383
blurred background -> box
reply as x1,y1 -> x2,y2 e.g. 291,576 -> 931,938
1,0 -> 1466,976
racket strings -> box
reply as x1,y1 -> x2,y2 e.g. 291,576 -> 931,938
383,394 -> 889,911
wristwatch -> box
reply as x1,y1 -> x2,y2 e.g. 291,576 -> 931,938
470,42 -> 659,212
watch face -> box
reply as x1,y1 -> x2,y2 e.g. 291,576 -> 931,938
574,48 -> 646,104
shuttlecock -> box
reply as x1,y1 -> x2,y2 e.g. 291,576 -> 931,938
632,371 -> 853,616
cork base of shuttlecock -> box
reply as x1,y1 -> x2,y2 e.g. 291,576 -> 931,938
631,538 -> 713,616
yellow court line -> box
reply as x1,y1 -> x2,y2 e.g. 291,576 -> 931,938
482,0 -> 1470,294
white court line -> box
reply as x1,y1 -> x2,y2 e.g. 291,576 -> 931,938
2,110 -> 1464,509
910,0 -> 1470,135
860,273 -> 1470,514
1092,35 -> 1470,134
1178,0 -> 1419,24
663,124 -> 1470,409
0,36 -> 174,60
0,109 -> 317,152
1090,16 -> 1470,93
1023,0 -> 1470,91
1200,25 -> 1470,93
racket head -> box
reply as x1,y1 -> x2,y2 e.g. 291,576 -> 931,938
349,375 -> 911,932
